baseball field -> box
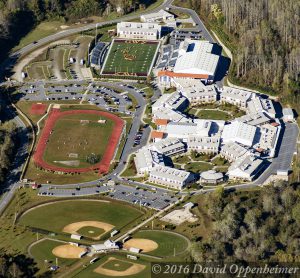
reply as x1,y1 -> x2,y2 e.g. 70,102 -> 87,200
71,254 -> 150,278
19,200 -> 143,239
102,39 -> 159,76
127,230 -> 190,257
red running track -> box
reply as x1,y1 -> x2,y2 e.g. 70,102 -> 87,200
33,109 -> 124,175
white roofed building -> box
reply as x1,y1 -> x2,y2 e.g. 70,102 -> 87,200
151,138 -> 186,156
117,22 -> 161,40
220,142 -> 252,162
149,166 -> 194,190
282,108 -> 294,122
200,170 -> 224,184
164,120 -> 212,140
228,155 -> 265,181
152,91 -> 188,112
235,112 -> 271,126
140,9 -> 175,23
247,95 -> 276,118
153,108 -> 189,123
158,39 -> 220,84
219,86 -> 252,109
222,121 -> 257,147
134,148 -> 165,175
187,136 -> 220,154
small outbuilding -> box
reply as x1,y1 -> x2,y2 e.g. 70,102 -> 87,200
282,108 -> 294,122
129,247 -> 141,254
71,234 -> 82,240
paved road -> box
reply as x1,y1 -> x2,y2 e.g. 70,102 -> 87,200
169,4 -> 215,42
0,109 -> 29,214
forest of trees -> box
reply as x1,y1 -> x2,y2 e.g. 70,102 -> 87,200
0,0 -> 152,62
177,0 -> 300,106
191,184 -> 300,263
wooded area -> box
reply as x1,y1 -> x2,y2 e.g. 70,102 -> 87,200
0,0 -> 152,62
0,119 -> 16,186
191,184 -> 300,262
178,0 -> 300,106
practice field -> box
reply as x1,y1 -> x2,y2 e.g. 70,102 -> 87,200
71,255 -> 150,278
33,109 -> 124,174
102,39 -> 159,76
19,200 -> 143,239
130,230 -> 190,257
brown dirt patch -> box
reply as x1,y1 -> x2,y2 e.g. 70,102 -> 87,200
52,244 -> 86,259
124,238 -> 158,253
63,221 -> 114,240
94,257 -> 146,277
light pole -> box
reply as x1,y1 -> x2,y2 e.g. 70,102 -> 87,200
95,23 -> 100,46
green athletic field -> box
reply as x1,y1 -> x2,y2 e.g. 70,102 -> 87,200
132,230 -> 190,257
30,239 -> 77,271
70,254 -> 150,278
102,40 -> 158,76
19,200 -> 143,235
43,112 -> 115,169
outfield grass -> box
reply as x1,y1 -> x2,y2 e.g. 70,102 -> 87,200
19,200 -> 143,234
197,109 -> 232,120
184,162 -> 213,173
77,226 -> 105,238
43,112 -> 115,169
133,230 -> 189,257
30,239 -> 77,271
102,40 -> 158,76
70,254 -> 150,278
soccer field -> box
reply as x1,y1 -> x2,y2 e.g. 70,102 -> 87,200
43,112 -> 114,168
102,39 -> 159,76
34,109 -> 124,174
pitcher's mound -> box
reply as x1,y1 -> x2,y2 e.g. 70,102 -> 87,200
52,244 -> 86,259
124,238 -> 158,252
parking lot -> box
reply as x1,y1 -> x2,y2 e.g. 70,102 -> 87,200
38,183 -> 178,210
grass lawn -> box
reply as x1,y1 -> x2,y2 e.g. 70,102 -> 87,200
211,156 -> 230,166
43,112 -> 115,169
173,155 -> 190,164
13,21 -> 64,51
197,109 -> 231,120
191,152 -> 214,162
121,155 -> 137,177
184,162 -> 213,173
77,226 -> 105,238
19,200 -> 143,234
102,40 -> 158,76
133,230 -> 189,257
30,239 -> 77,271
70,254 -> 150,278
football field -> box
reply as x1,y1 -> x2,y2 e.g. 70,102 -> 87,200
102,39 -> 159,76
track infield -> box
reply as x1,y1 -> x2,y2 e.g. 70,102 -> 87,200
102,39 -> 159,77
33,108 -> 124,174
